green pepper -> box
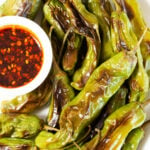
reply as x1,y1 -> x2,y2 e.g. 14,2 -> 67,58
81,102 -> 145,150
43,0 -> 70,40
0,138 -> 37,150
47,57 -> 75,128
0,0 -> 42,19
95,86 -> 128,130
96,102 -> 145,150
0,114 -> 43,138
62,33 -> 83,73
35,50 -> 137,149
122,127 -> 144,150
61,0 -> 101,90
80,86 -> 128,146
87,0 -> 114,62
1,73 -> 52,113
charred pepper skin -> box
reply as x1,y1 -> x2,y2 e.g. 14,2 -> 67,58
61,0 -> 101,90
87,0 -> 114,62
0,114 -> 43,139
80,102 -> 145,150
35,51 -> 137,149
62,33 -> 83,73
122,127 -> 144,150
47,58 -> 75,127
0,0 -> 42,19
0,138 -> 37,150
44,0 -> 83,72
95,102 -> 145,150
47,30 -> 75,128
43,0 -> 67,39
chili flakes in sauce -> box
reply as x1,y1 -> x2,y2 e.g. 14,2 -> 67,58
0,25 -> 43,88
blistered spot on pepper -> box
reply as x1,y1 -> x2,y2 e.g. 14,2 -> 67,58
52,6 -> 71,32
96,112 -> 132,149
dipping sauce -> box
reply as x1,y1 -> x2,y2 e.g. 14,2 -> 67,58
0,25 -> 43,88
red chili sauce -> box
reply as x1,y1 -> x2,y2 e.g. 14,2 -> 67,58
0,25 -> 43,88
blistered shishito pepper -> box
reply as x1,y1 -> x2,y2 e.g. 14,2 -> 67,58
0,114 -> 43,138
0,138 -> 37,150
87,0 -> 114,62
61,0 -> 101,90
94,87 -> 128,131
1,73 -> 52,113
35,50 -> 137,149
62,33 -> 83,73
44,0 -> 82,72
111,12 -> 149,102
111,0 -> 150,75
47,58 -> 75,127
47,29 -> 75,127
122,127 -> 144,150
43,0 -> 67,39
47,63 -> 74,127
95,102 -> 145,150
0,0 -> 41,19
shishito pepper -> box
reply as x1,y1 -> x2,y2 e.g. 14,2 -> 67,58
35,50 -> 137,149
61,0 -> 101,90
122,127 -> 144,150
96,102 -> 145,150
80,102 -> 145,150
43,0 -> 69,40
0,114 -> 43,138
47,29 -> 75,127
90,1 -> 149,102
62,33 -> 83,73
93,87 -> 128,132
87,0 -> 114,62
0,0 -> 42,19
0,138 -> 37,150
44,0 -> 83,72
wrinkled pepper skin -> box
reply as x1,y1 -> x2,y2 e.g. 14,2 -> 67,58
0,0 -> 41,19
61,0 -> 101,90
0,138 -> 37,150
93,87 -> 128,131
43,0 -> 69,40
122,127 -> 144,150
47,30 -> 75,127
47,59 -> 75,127
87,0 -> 114,62
35,51 -> 137,149
1,73 -> 52,113
81,86 -> 128,146
0,114 -> 43,138
44,0 -> 82,72
62,33 -> 83,73
96,102 -> 146,150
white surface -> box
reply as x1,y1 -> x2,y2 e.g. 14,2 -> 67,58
0,16 -> 52,100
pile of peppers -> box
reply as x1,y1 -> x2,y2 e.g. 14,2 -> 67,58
1,0 -> 150,149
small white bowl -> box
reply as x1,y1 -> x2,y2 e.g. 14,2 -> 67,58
0,16 -> 52,100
